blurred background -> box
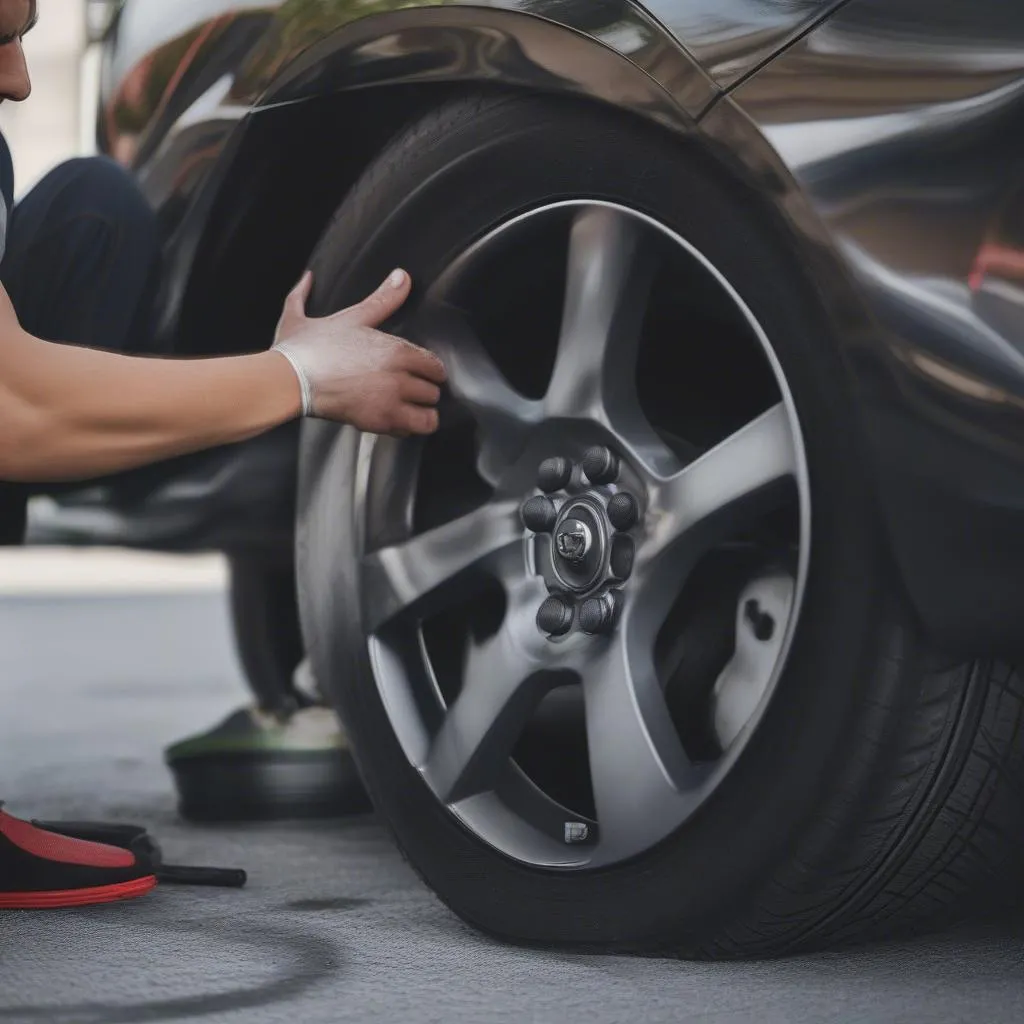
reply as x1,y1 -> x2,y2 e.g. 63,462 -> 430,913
0,0 -> 227,593
0,0 -> 90,195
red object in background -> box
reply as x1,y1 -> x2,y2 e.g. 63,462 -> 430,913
0,810 -> 157,909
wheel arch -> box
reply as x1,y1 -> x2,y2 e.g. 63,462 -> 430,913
164,4 -> 714,358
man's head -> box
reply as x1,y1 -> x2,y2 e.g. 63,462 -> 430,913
0,0 -> 35,103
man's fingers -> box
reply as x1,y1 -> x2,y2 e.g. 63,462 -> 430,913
341,268 -> 412,328
284,270 -> 314,319
399,340 -> 448,384
401,375 -> 442,408
397,403 -> 441,436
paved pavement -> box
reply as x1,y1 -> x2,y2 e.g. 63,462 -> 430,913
3,581 -> 1024,1023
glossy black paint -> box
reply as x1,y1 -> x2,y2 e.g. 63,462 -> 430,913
100,2 -> 712,274
711,0 -> 1024,648
135,3 -> 712,346
640,0 -> 848,87
89,0 -> 1024,653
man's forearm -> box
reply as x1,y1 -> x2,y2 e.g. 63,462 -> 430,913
0,328 -> 301,482
0,267 -> 444,484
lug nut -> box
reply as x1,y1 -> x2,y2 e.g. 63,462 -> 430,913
607,492 -> 639,531
579,591 -> 622,636
538,457 -> 573,493
521,495 -> 557,533
537,595 -> 574,637
609,535 -> 635,581
582,446 -> 620,486
744,599 -> 775,642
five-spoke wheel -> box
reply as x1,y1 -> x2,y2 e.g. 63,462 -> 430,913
355,201 -> 809,868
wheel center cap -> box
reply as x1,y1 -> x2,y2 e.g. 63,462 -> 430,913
550,500 -> 606,593
522,447 -> 639,635
556,519 -> 593,564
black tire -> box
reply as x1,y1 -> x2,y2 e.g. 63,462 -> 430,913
296,93 -> 1024,957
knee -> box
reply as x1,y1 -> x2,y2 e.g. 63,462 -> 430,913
58,155 -> 140,198
56,157 -> 156,242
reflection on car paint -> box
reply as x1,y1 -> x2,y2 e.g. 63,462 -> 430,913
95,0 -> 1024,647
103,0 -> 699,171
718,0 -> 1024,473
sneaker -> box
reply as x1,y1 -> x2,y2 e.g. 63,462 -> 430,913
0,807 -> 157,909
165,705 -> 370,822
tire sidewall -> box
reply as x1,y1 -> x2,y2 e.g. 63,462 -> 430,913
297,95 -> 907,946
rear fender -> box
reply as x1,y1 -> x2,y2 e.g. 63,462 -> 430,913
162,5 -> 714,356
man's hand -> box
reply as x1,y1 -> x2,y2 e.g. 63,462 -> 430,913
0,269 -> 446,482
272,269 -> 447,435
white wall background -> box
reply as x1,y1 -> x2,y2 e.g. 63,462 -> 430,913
0,2 -> 226,590
0,0 -> 86,196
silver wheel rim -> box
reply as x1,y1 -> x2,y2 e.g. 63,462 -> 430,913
354,201 -> 811,869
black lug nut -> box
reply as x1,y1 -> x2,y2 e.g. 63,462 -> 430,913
521,495 -> 557,533
538,457 -> 573,493
582,446 -> 620,486
607,492 -> 639,531
579,591 -> 622,636
744,599 -> 776,642
537,596 -> 574,637
609,535 -> 636,581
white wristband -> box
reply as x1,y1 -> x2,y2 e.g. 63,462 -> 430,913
274,347 -> 314,418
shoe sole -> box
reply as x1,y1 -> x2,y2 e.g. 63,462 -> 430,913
0,874 -> 157,909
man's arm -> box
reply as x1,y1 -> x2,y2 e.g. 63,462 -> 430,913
0,269 -> 445,483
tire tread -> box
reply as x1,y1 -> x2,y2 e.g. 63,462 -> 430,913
298,91 -> 1024,959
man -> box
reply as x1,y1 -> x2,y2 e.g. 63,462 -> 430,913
0,0 -> 446,908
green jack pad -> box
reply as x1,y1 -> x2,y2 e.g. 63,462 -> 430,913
166,706 -> 371,823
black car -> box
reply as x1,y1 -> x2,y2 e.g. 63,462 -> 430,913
58,0 -> 1024,956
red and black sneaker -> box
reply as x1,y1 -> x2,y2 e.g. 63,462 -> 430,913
0,807 -> 157,909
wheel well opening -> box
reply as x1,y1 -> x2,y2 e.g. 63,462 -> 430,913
171,82 -> 746,359
174,82 -> 471,356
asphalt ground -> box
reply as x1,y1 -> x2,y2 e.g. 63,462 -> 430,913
2,574 -> 1024,1023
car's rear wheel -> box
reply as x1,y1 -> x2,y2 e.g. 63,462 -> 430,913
297,93 -> 1024,956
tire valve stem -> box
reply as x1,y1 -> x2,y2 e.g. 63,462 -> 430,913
564,821 -> 591,844
744,599 -> 775,642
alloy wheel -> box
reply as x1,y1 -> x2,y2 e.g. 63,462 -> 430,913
354,201 -> 810,869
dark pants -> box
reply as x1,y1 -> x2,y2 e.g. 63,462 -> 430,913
0,147 -> 161,542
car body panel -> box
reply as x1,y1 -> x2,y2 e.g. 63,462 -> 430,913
100,2 -> 716,214
706,0 -> 1024,646
46,0 -> 1023,651
638,0 -> 848,88
724,0 -> 1024,445
97,0 -> 847,238
99,1 -> 725,359
101,0 -> 843,157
